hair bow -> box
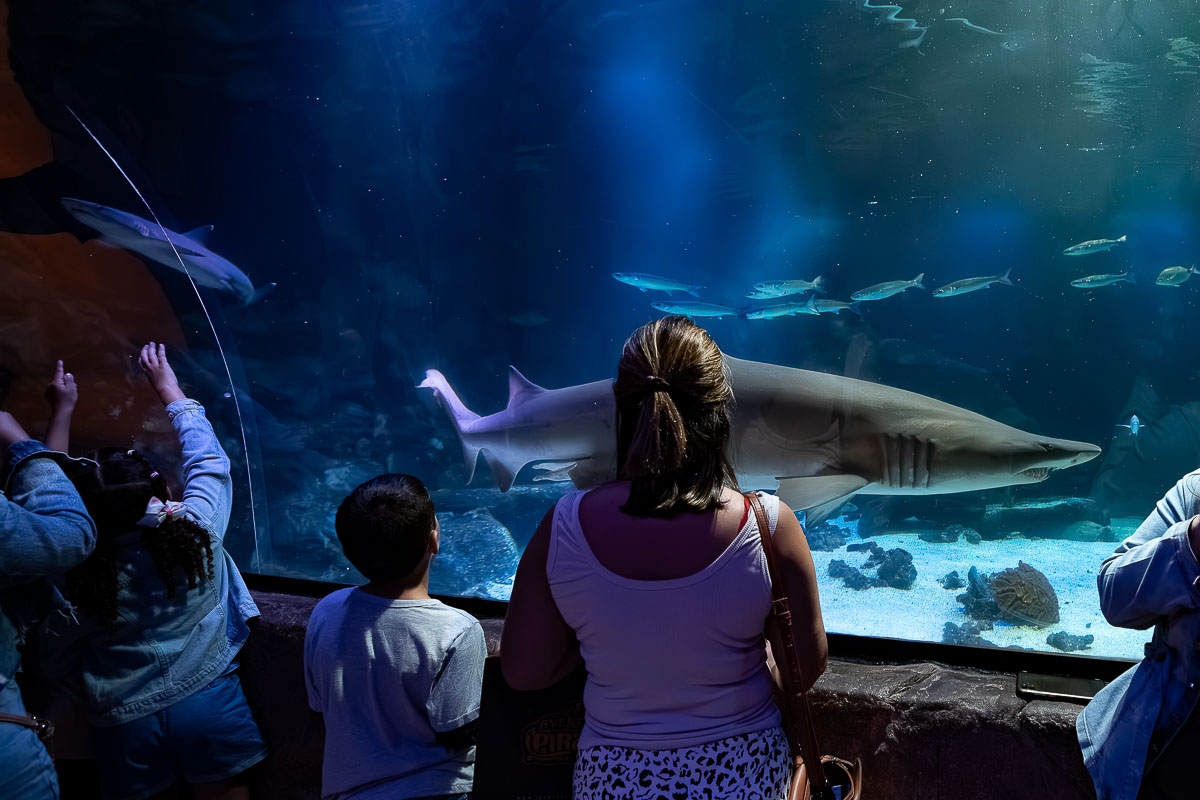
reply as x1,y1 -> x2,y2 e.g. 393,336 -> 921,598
138,497 -> 188,528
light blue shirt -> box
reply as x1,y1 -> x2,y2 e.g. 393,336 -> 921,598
44,399 -> 260,726
1078,469 -> 1200,799
304,588 -> 485,800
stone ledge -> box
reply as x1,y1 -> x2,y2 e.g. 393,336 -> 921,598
240,589 -> 1096,799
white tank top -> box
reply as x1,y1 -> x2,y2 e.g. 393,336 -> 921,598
547,489 -> 783,750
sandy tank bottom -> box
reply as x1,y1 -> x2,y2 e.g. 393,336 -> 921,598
810,517 -> 1149,661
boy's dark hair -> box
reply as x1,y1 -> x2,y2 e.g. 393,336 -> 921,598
336,474 -> 436,582
68,447 -> 215,626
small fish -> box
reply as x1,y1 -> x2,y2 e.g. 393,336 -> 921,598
933,269 -> 1014,298
851,273 -> 925,301
1115,415 -> 1142,436
651,301 -> 738,318
1156,265 -> 1199,286
1063,235 -> 1127,256
747,276 -> 827,299
1070,271 -> 1134,288
742,302 -> 810,319
807,297 -> 861,315
613,272 -> 703,296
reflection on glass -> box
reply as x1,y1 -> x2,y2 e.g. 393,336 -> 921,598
3,0 -> 1200,660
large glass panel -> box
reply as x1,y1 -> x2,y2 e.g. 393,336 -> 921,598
4,0 -> 1197,661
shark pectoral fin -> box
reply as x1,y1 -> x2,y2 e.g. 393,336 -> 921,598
480,449 -> 518,492
774,475 -> 869,526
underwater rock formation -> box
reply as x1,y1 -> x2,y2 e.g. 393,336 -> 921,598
918,523 -> 979,544
958,562 -> 1060,627
1060,521 -> 1116,543
829,545 -> 915,590
939,570 -> 965,590
990,562 -> 1060,627
829,559 -> 874,590
430,508 -> 520,600
980,497 -> 1108,540
942,621 -> 995,647
1090,381 -> 1200,516
1046,631 -> 1094,652
876,548 -> 917,589
804,525 -> 848,551
956,566 -> 1002,622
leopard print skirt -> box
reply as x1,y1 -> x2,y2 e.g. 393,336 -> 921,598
572,726 -> 791,800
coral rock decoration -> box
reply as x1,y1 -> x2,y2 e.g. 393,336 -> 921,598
990,561 -> 1060,627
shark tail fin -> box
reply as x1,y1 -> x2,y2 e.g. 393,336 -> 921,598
418,369 -> 484,482
243,282 -> 277,306
1125,271 -> 1136,284
848,302 -> 862,315
998,268 -> 1014,286
813,275 -> 827,294
913,272 -> 925,288
688,284 -> 704,298
1117,235 -> 1127,243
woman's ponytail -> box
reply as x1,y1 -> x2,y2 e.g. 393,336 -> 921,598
614,316 -> 737,516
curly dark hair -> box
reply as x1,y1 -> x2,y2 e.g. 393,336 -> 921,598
68,448 -> 215,627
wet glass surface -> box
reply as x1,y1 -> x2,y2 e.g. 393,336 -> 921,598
3,0 -> 1199,659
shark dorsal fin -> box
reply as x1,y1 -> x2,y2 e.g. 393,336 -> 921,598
183,225 -> 214,245
508,366 -> 546,404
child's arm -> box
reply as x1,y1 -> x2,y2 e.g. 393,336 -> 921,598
428,621 -> 487,752
138,342 -> 232,542
43,361 -> 77,453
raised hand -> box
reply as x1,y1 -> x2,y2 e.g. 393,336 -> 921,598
138,342 -> 186,405
44,360 -> 78,452
44,360 -> 78,415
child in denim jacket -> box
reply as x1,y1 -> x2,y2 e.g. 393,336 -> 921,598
305,474 -> 486,800
46,343 -> 266,800
0,364 -> 96,800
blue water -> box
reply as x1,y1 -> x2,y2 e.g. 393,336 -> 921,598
3,0 -> 1199,659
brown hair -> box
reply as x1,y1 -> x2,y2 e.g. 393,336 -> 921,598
613,315 -> 738,516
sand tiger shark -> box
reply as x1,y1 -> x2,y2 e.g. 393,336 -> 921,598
419,356 -> 1101,523
61,197 -> 275,306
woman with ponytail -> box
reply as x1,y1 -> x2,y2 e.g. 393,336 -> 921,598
502,316 -> 827,800
45,343 -> 265,800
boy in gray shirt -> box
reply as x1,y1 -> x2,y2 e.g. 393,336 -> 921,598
305,474 -> 486,800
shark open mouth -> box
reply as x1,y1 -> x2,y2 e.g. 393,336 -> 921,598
1021,467 -> 1050,480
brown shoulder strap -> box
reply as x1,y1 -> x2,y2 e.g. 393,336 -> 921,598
748,491 -> 829,793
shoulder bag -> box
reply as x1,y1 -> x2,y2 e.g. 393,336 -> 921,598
748,491 -> 863,800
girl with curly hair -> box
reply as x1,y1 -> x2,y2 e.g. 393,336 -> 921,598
46,343 -> 265,800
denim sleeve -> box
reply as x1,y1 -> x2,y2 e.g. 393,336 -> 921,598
167,399 -> 233,544
0,442 -> 96,581
427,621 -> 486,733
1097,472 -> 1200,629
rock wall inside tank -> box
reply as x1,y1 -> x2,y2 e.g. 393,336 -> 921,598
3,0 -> 1200,660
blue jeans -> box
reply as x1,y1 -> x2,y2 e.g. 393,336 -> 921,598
0,681 -> 57,800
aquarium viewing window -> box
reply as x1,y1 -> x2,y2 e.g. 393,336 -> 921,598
4,0 -> 1198,662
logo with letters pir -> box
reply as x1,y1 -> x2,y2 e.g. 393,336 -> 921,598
521,701 -> 584,765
